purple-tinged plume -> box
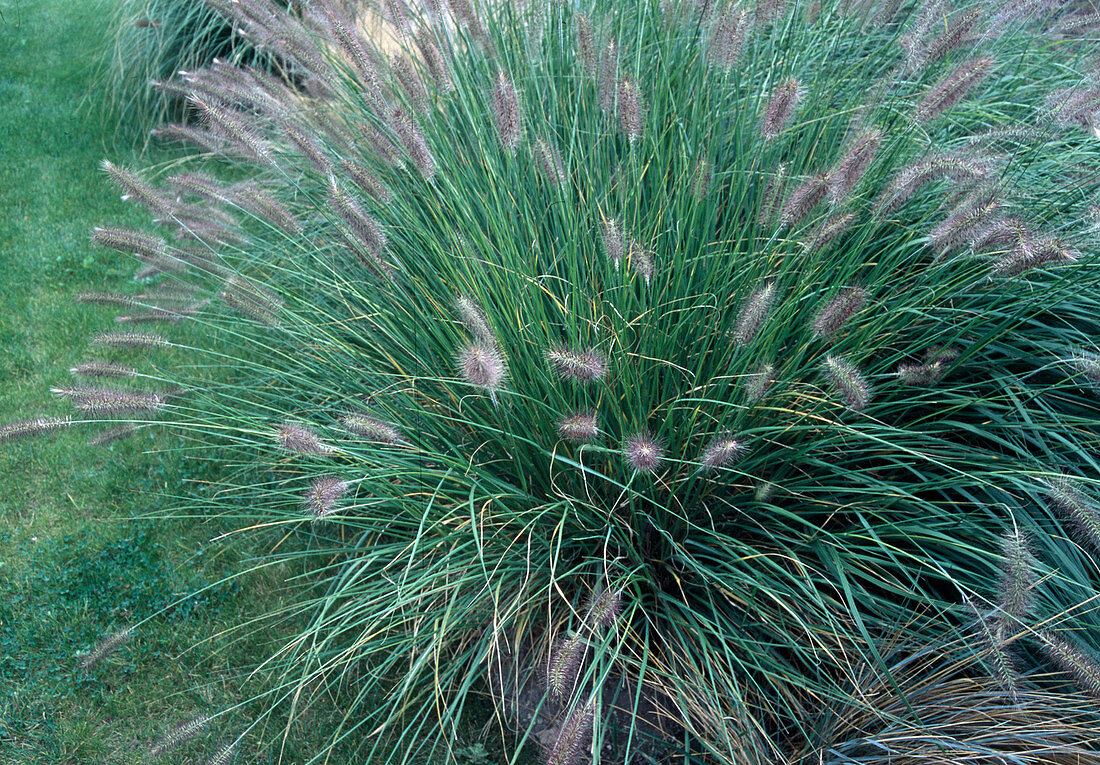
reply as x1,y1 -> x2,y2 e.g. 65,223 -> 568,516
812,286 -> 866,339
624,431 -> 665,474
534,139 -> 566,187
586,588 -> 623,628
454,295 -> 496,345
149,715 -> 212,758
339,412 -> 404,444
1045,476 -> 1100,555
598,39 -> 618,114
492,71 -> 523,154
734,282 -> 777,346
71,361 -> 138,379
628,239 -> 655,284
600,218 -> 624,270
824,355 -> 871,412
829,128 -> 881,204
0,416 -> 71,444
52,387 -> 166,415
915,57 -> 994,124
307,476 -> 349,519
997,527 -> 1035,623
779,173 -> 829,227
744,362 -> 775,403
458,343 -> 508,394
391,108 -> 436,181
78,626 -> 134,670
761,78 -> 801,141
557,412 -> 600,442
92,332 -> 169,349
89,424 -> 140,446
276,422 -> 334,456
699,433 -> 746,471
547,634 -> 584,697
546,347 -> 607,384
575,13 -> 597,75
1038,630 -> 1100,701
617,79 -> 644,142
805,212 -> 856,251
708,5 -> 750,71
545,700 -> 594,765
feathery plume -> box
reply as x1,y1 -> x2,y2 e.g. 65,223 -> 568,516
101,160 -> 176,218
221,275 -> 283,326
545,701 -> 595,765
91,227 -> 166,263
149,714 -> 213,758
152,124 -> 228,154
966,598 -> 1019,704
805,212 -> 856,251
307,476 -> 349,519
339,412 -> 403,444
1045,476 -> 1100,555
876,153 -> 995,215
207,741 -> 238,765
92,332 -> 169,349
458,343 -> 508,393
930,193 -> 1000,257
392,54 -> 428,114
491,72 -> 523,154
761,78 -> 801,141
758,163 -> 787,228
691,156 -> 712,200
534,139 -> 566,187
600,218 -> 624,270
283,122 -> 332,175
71,361 -> 138,379
191,96 -> 271,163
52,387 -> 166,415
0,416 -> 71,444
624,431 -> 665,474
391,108 -> 436,181
997,527 -> 1035,623
1038,630 -> 1100,701
454,295 -> 496,345
77,292 -> 139,307
779,173 -> 829,227
598,39 -> 618,113
89,424 -> 140,446
557,412 -> 600,442
824,355 -> 871,412
829,128 -> 881,204
227,182 -> 303,234
575,13 -> 597,75
700,433 -> 746,471
991,235 -> 1078,277
329,181 -> 387,255
340,160 -> 393,206
755,0 -> 787,25
744,362 -> 775,403
812,286 -> 866,339
628,239 -> 654,284
586,588 -> 623,628
1070,352 -> 1100,389
896,361 -> 945,385
1045,87 -> 1100,129
899,0 -> 946,72
923,8 -> 982,66
915,57 -> 994,124
708,5 -> 749,71
548,634 -> 584,697
969,216 -> 1029,253
734,282 -> 777,346
617,79 -> 644,142
276,422 -> 334,456
78,626 -> 134,669
546,347 -> 608,384
416,28 -> 454,93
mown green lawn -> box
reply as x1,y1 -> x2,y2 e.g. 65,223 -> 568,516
0,2 -> 522,762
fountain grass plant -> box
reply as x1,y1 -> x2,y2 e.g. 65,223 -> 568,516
14,0 -> 1100,761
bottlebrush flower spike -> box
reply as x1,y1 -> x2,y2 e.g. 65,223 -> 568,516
699,433 -> 746,471
534,138 -> 566,187
628,239 -> 655,284
997,527 -> 1036,623
586,588 -> 623,628
557,412 -> 600,442
89,424 -> 140,446
0,416 -> 71,444
575,13 -> 597,75
600,218 -> 624,270
896,361 -> 945,385
824,355 -> 871,412
71,361 -> 138,378
915,57 -> 994,124
307,476 -> 349,519
149,714 -> 213,758
340,160 -> 393,206
991,235 -> 1079,277
454,295 -> 496,345
779,173 -> 829,227
92,227 -> 166,262
1045,476 -> 1100,555
276,422 -> 334,456
78,625 -> 134,669
744,362 -> 775,403
967,599 -> 1020,704
598,39 -> 618,113
761,78 -> 802,141
734,282 -> 777,346
812,286 -> 866,339
617,78 -> 644,142
1070,352 -> 1100,389
624,431 -> 665,474
545,700 -> 594,765
805,212 -> 856,251
391,108 -> 436,181
1038,630 -> 1100,701
492,71 -> 522,154
416,28 -> 453,93
52,387 -> 166,415
547,634 -> 584,697
92,332 -> 169,349
458,343 -> 508,394
758,163 -> 788,228
339,412 -> 404,444
546,347 -> 608,384
829,128 -> 881,204
930,193 -> 1000,257
708,5 -> 750,71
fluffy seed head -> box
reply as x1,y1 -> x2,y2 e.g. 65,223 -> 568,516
276,422 -> 333,456
829,128 -> 881,204
624,431 -> 665,474
71,361 -> 138,379
89,424 -> 140,446
557,412 -> 600,442
534,139 -> 566,187
208,741 -> 238,765
967,599 -> 1020,704
991,235 -> 1079,277
416,28 -> 453,93
628,239 -> 654,284
761,78 -> 801,140
545,700 -> 594,765
391,108 -> 436,181
547,634 -> 584,697
1045,476 -> 1100,555
52,387 -> 166,415
307,477 -> 349,519
598,39 -> 618,113
805,212 -> 856,251
492,71 -> 523,154
1038,630 -> 1100,701
708,5 -> 750,71
734,282 -> 777,346
600,218 -> 624,269
92,332 -> 169,349
92,227 -> 166,262
149,715 -> 213,757
392,54 -> 428,114
575,13 -> 597,75
700,434 -> 746,471
824,355 -> 871,412
221,275 -> 283,326
546,347 -> 607,384
744,363 -> 775,403
454,295 -> 496,345
339,412 -> 403,444
779,173 -> 829,227
896,361 -> 945,385
78,626 -> 134,670
915,57 -> 994,124
997,528 -> 1036,623
458,343 -> 507,392
812,286 -> 867,339
586,588 -> 623,628
617,79 -> 644,141
1070,352 -> 1100,389
0,416 -> 72,444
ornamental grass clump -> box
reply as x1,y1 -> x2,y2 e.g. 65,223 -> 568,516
13,0 -> 1100,761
